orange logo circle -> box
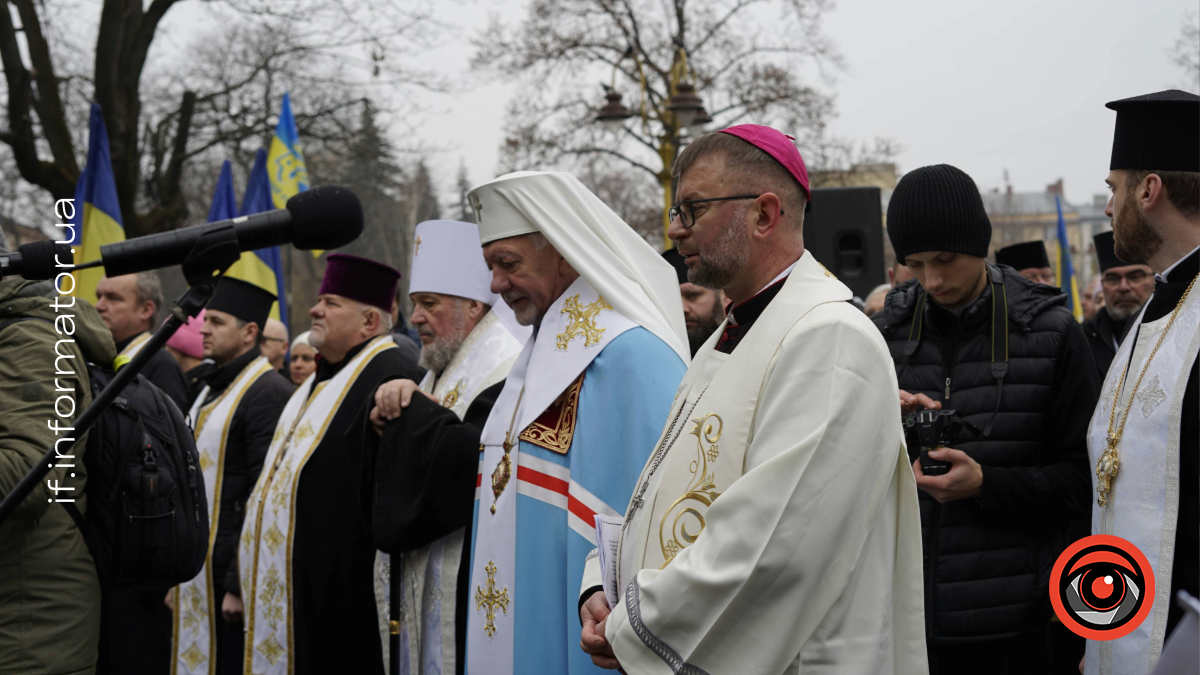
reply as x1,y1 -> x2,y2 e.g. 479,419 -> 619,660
1050,535 -> 1154,641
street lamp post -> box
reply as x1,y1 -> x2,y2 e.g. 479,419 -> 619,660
593,47 -> 709,249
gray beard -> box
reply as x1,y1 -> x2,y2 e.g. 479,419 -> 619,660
687,205 -> 751,290
418,305 -> 468,374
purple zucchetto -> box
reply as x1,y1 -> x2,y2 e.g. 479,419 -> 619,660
318,253 -> 400,312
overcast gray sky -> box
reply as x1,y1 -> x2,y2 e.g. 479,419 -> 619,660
157,0 -> 1197,209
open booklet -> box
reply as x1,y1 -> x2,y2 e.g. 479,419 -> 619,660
593,514 -> 623,608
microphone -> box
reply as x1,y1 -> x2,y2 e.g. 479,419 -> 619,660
84,186 -> 363,277
0,241 -> 73,280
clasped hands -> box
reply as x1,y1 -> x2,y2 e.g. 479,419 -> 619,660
580,590 -> 623,671
369,379 -> 439,435
899,390 -> 983,503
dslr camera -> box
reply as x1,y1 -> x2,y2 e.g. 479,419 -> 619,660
902,409 -> 981,476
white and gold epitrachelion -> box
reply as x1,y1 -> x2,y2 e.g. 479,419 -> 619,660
238,336 -> 396,675
171,356 -> 274,675
373,308 -> 524,675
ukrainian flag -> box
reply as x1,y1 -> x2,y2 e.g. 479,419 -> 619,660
69,103 -> 124,304
268,93 -> 309,208
214,157 -> 289,325
1054,195 -> 1083,322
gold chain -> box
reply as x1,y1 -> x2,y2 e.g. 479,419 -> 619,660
1096,274 -> 1197,506
489,386 -> 525,514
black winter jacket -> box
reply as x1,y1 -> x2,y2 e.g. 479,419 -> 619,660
1082,306 -> 1132,382
194,346 -> 294,594
872,265 -> 1099,645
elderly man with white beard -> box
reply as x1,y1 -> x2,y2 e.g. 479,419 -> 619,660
356,220 -> 528,675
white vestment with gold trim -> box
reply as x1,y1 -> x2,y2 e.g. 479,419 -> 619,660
238,336 -> 396,675
171,356 -> 274,675
1085,284 -> 1200,675
373,309 -> 523,675
584,253 -> 928,675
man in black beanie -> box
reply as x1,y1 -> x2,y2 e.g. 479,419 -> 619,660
662,247 -> 726,355
996,240 -> 1055,286
1082,230 -> 1153,380
872,164 -> 1099,675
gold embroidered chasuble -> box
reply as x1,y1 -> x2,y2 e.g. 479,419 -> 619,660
171,356 -> 274,675
586,253 -> 928,675
238,336 -> 396,675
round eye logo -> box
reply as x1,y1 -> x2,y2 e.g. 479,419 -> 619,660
1051,535 -> 1154,640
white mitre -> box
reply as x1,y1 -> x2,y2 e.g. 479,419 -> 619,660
467,171 -> 688,362
409,219 -> 531,343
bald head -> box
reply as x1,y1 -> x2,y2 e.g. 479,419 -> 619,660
260,318 -> 290,370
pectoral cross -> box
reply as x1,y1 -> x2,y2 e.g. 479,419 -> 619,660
1095,432 -> 1121,507
489,432 -> 514,515
474,560 -> 509,638
414,235 -> 422,256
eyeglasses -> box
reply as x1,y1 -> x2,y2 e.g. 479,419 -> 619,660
669,194 -> 773,228
1102,269 -> 1151,287
260,337 -> 287,343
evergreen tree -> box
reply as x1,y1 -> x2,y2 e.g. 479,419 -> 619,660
456,160 -> 474,223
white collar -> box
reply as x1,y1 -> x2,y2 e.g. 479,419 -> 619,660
1155,244 -> 1200,283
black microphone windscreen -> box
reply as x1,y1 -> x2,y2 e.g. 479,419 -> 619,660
18,241 -> 62,280
287,186 -> 363,250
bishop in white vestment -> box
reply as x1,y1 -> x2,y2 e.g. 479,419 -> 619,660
464,171 -> 690,675
1084,90 -> 1199,675
361,220 -> 529,675
581,125 -> 926,675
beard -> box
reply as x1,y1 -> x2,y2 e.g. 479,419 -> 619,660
503,292 -> 541,326
1112,195 -> 1163,265
686,295 -> 724,356
418,302 -> 468,374
1105,291 -> 1144,322
687,205 -> 751,290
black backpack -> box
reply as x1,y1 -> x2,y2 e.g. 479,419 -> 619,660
1,317 -> 208,589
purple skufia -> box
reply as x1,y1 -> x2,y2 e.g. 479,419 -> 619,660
319,253 -> 401,311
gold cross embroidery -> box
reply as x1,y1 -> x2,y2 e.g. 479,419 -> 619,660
474,560 -> 509,638
414,235 -> 422,256
556,294 -> 612,350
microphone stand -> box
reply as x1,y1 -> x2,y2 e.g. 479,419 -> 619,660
0,226 -> 242,526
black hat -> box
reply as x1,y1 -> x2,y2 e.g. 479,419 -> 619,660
886,164 -> 992,262
661,247 -> 689,285
996,241 -> 1050,271
1106,90 -> 1200,171
1093,231 -> 1126,272
207,277 -> 276,333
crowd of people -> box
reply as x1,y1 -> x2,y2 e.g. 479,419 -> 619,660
0,89 -> 1195,675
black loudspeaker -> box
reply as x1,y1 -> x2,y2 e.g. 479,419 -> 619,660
804,186 -> 886,298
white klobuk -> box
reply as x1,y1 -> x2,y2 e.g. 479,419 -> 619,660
467,277 -> 636,675
170,356 -> 274,675
1085,284 -> 1200,675
238,336 -> 396,675
373,308 -> 524,675
585,253 -> 928,675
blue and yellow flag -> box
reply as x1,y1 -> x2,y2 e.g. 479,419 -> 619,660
69,103 -> 125,304
1054,195 -> 1083,322
268,93 -> 309,208
268,93 -> 316,257
215,156 -> 289,325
